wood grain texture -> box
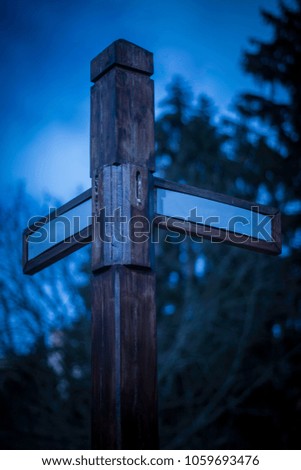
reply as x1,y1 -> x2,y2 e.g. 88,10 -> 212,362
90,40 -> 157,450
90,67 -> 155,173
91,39 -> 153,82
91,267 -> 158,450
92,164 -> 152,270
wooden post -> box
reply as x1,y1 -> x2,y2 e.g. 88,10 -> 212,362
90,39 -> 158,449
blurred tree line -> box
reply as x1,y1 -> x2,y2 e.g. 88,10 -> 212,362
0,0 -> 300,449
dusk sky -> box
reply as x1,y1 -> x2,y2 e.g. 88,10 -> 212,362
0,0 -> 283,205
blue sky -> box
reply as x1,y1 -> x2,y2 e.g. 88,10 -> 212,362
0,0 -> 282,204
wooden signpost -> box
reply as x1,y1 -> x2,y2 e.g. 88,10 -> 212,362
23,39 -> 281,450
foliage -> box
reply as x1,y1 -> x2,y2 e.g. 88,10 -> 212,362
0,189 -> 91,449
156,0 -> 301,448
1,0 -> 301,450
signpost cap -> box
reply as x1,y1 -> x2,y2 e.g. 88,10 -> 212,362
90,39 -> 154,82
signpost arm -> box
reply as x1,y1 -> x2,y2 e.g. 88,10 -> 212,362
90,39 -> 158,449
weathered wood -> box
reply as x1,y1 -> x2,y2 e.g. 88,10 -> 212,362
90,39 -> 153,83
92,163 -> 152,270
154,177 -> 281,255
154,215 -> 280,255
23,188 -> 92,275
91,267 -> 157,449
22,39 -> 283,453
90,64 -> 155,173
154,177 -> 279,216
90,40 -> 157,449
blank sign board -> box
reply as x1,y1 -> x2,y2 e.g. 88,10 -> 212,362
23,177 -> 281,274
154,178 -> 281,255
23,189 -> 92,274
28,198 -> 92,260
156,188 -> 272,241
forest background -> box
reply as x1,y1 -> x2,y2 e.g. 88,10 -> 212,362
0,0 -> 300,449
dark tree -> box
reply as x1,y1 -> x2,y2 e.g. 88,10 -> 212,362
237,0 -> 301,232
0,188 -> 91,449
156,2 -> 301,449
1,2 -> 301,449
